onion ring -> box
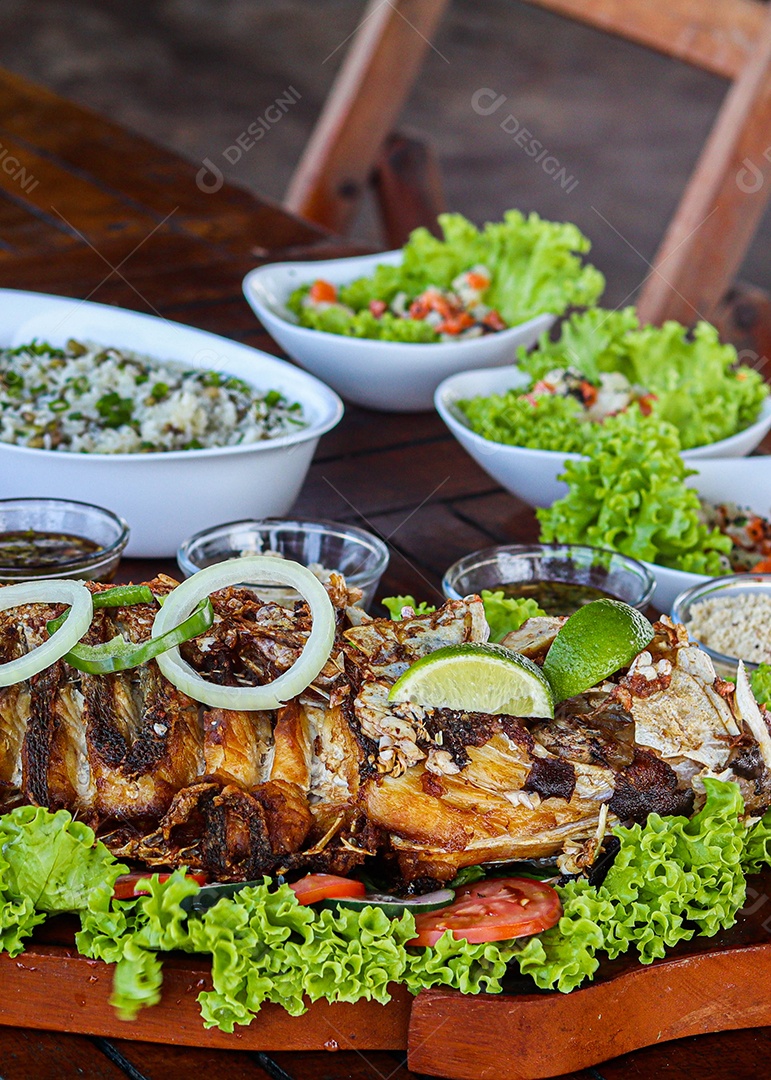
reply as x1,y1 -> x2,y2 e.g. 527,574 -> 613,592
0,580 -> 93,687
151,557 -> 336,709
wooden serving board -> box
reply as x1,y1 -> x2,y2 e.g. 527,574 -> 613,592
2,870 -> 771,1076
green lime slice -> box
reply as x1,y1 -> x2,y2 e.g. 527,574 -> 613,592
388,642 -> 555,718
542,598 -> 654,703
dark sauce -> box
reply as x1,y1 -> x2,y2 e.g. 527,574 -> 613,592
491,580 -> 618,618
0,529 -> 101,570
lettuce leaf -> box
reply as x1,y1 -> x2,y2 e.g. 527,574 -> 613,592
518,307 -> 639,383
381,595 -> 437,618
0,806 -> 126,957
0,805 -> 125,913
79,875 -> 417,1031
480,591 -> 545,642
751,663 -> 771,707
742,807 -> 771,875
458,391 -> 587,454
537,408 -> 732,574
405,932 -> 520,995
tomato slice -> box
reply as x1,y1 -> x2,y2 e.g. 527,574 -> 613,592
113,870 -> 208,900
289,873 -> 366,906
408,876 -> 562,946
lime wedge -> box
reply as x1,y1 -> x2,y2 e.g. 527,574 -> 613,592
388,643 -> 554,718
542,598 -> 654,703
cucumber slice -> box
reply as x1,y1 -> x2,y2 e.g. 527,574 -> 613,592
325,888 -> 455,917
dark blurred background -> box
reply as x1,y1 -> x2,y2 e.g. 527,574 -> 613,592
2,0 -> 767,308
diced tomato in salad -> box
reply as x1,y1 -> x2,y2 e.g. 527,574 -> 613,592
408,876 -> 562,946
303,265 -> 505,339
308,279 -> 338,304
465,270 -> 491,291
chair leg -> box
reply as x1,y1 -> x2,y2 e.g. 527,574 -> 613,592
712,281 -> 771,381
371,132 -> 445,248
284,0 -> 449,236
637,7 -> 771,327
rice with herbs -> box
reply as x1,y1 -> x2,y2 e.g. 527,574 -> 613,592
0,339 -> 307,453
686,592 -> 771,664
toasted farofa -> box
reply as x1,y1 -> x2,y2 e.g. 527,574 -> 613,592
0,340 -> 306,454
686,593 -> 771,664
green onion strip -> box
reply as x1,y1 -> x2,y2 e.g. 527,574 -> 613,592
45,585 -> 214,676
60,599 -> 214,675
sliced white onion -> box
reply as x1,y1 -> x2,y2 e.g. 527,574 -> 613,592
0,580 -> 93,687
151,556 -> 336,710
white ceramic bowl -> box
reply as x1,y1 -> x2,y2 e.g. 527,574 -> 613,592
242,251 -> 554,412
0,290 -> 343,557
435,365 -> 771,508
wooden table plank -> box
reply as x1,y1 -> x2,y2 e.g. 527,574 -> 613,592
106,1038 -> 277,1079
0,1027 -> 127,1080
0,69 -> 326,255
366,502 -> 500,584
295,439 -> 499,522
596,1026 -> 771,1079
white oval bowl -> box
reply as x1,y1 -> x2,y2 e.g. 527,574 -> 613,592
435,365 -> 771,508
242,251 -> 555,412
0,290 -> 344,557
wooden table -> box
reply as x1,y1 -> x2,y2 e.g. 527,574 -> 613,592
0,68 -> 769,1080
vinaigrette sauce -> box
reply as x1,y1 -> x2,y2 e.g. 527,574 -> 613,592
491,580 -> 617,618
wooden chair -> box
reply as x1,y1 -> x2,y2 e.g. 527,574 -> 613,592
285,0 -> 448,246
284,0 -> 771,340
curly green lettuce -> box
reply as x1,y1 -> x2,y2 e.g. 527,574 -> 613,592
751,663 -> 771,708
458,391 -> 586,453
381,595 -> 437,618
288,210 -> 603,340
537,408 -> 732,574
0,806 -> 126,956
78,875 -> 418,1030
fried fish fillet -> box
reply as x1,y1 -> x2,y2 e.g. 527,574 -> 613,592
1,578 -> 770,886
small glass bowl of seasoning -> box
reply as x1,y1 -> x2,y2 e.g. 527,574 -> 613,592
671,572 -> 771,678
177,518 -> 390,609
442,543 -> 655,616
0,498 -> 130,583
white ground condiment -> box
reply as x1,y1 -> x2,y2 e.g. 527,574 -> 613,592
686,592 -> 771,664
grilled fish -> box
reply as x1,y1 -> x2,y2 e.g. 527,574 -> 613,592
0,579 -> 769,885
